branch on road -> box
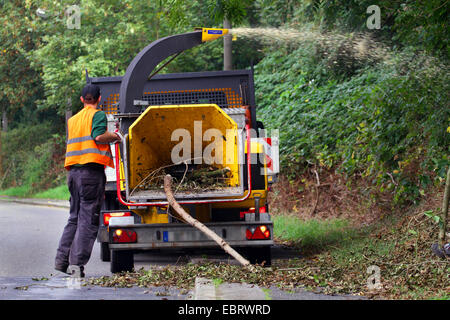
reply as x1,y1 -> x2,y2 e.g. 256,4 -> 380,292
163,174 -> 254,270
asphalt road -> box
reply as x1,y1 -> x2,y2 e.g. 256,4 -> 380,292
0,201 -> 109,277
0,201 -> 210,277
0,201 -> 193,300
0,200 -> 301,278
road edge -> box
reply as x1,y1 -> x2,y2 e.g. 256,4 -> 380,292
0,195 -> 70,209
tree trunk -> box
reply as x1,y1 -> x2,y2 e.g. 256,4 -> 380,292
164,174 -> 253,268
2,112 -> 8,132
0,111 -> 4,180
65,98 -> 72,141
439,166 -> 450,247
0,128 -> 2,181
223,18 -> 232,71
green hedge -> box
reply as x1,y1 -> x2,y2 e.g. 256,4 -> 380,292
255,45 -> 449,204
0,123 -> 66,193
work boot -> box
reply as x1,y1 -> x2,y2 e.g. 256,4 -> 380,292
54,263 -> 69,275
431,243 -> 450,259
68,265 -> 85,278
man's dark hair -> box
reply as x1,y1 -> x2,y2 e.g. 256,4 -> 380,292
82,84 -> 101,104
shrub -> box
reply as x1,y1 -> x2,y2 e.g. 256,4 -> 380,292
22,134 -> 66,190
0,123 -> 65,191
255,44 -> 449,204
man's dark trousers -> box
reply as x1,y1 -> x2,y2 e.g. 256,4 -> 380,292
55,166 -> 106,268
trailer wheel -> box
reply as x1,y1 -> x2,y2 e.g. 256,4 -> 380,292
110,250 -> 134,273
100,191 -> 125,262
245,246 -> 272,266
100,242 -> 111,262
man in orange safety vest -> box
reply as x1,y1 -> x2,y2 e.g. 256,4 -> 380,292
55,84 -> 121,277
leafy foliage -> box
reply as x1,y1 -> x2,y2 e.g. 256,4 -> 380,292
255,42 -> 449,204
0,0 -> 45,124
254,0 -> 449,57
0,0 -> 448,207
209,0 -> 251,24
0,123 -> 65,191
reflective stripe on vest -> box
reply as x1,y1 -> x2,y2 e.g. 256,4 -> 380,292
67,135 -> 110,145
66,148 -> 113,158
64,106 -> 114,170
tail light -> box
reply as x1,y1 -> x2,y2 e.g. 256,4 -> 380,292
103,212 -> 132,226
112,229 -> 137,243
246,225 -> 271,240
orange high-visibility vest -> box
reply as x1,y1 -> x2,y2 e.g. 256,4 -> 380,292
64,106 -> 114,170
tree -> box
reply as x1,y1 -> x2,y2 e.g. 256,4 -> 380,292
0,0 -> 45,128
30,0 -> 184,115
210,0 -> 250,70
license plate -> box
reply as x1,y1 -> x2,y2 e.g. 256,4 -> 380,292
109,216 -> 134,226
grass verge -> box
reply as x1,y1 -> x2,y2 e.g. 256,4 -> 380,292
0,184 -> 69,200
272,215 -> 356,253
32,184 -> 69,200
0,185 -> 31,198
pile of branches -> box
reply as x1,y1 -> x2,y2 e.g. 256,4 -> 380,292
133,163 -> 231,193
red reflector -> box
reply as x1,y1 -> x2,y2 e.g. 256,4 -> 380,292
103,212 -> 131,226
112,229 -> 137,243
252,227 -> 266,239
246,225 -> 270,240
246,228 -> 254,239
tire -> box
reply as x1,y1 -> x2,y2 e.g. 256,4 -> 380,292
100,242 -> 111,262
110,250 -> 134,273
244,246 -> 272,266
100,192 -> 121,262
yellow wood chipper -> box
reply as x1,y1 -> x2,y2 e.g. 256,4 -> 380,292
89,28 -> 279,273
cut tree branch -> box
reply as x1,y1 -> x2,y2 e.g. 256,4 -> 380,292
439,166 -> 450,247
164,174 -> 254,269
310,169 -> 320,215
